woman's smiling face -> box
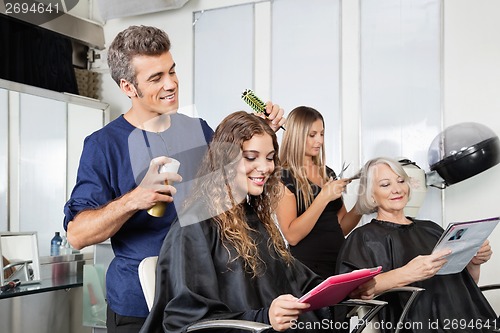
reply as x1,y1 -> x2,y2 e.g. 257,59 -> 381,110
232,133 -> 275,199
371,163 -> 410,214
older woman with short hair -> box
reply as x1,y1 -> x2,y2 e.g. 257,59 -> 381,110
336,157 -> 497,333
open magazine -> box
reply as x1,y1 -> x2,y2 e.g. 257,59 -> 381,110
299,266 -> 382,311
432,216 -> 499,275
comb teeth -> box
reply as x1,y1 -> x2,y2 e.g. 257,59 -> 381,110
241,89 -> 266,114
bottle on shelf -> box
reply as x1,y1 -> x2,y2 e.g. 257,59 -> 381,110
50,232 -> 63,256
59,233 -> 72,255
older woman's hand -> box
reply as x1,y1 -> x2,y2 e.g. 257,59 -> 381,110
470,240 -> 492,265
466,240 -> 492,283
404,249 -> 450,282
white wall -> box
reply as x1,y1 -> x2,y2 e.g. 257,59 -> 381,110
442,0 -> 500,303
92,0 -> 500,291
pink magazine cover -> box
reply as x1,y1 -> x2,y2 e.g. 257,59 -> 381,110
299,266 -> 382,311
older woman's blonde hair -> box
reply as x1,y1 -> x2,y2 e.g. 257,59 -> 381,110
356,157 -> 411,215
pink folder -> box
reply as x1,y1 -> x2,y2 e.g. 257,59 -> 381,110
299,266 -> 382,311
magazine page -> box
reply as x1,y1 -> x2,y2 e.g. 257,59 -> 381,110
432,216 -> 499,275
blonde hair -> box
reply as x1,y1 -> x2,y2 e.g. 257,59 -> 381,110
280,106 -> 327,209
184,111 -> 291,277
356,157 -> 411,214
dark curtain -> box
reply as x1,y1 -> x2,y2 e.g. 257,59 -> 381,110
0,14 -> 78,94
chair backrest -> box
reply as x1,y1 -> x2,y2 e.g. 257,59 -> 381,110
137,255 -> 272,332
138,256 -> 158,311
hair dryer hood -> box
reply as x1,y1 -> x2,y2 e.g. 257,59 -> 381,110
428,122 -> 500,186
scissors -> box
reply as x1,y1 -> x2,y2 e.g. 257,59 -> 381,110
335,161 -> 350,180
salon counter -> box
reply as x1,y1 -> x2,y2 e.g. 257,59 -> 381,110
0,274 -> 83,299
0,252 -> 92,333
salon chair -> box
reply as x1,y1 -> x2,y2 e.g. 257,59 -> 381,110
479,284 -> 500,333
347,286 -> 425,333
138,256 -> 388,333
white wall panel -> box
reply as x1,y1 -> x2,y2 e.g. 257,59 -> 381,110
443,0 -> 500,290
193,4 -> 254,130
360,0 -> 443,223
19,93 -> 67,256
271,0 -> 341,169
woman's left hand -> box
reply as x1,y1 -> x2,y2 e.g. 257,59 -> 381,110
467,240 -> 491,283
470,240 -> 492,265
268,294 -> 310,331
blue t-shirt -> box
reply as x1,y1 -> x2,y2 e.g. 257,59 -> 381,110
63,114 -> 213,317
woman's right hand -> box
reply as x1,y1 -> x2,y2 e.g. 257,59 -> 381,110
404,249 -> 450,282
319,177 -> 350,202
268,294 -> 310,331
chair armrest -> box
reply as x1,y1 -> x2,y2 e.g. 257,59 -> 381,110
342,287 -> 424,333
187,300 -> 388,333
479,284 -> 500,292
3,260 -> 33,281
376,286 -> 425,333
339,299 -> 388,333
187,319 -> 272,332
3,260 -> 33,271
377,286 -> 425,296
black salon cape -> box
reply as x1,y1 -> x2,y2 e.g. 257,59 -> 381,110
281,167 -> 345,279
140,203 -> 335,333
336,218 -> 497,333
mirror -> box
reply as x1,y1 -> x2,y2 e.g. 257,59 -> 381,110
0,232 -> 41,286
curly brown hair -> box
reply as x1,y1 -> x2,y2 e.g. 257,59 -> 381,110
183,111 -> 291,277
